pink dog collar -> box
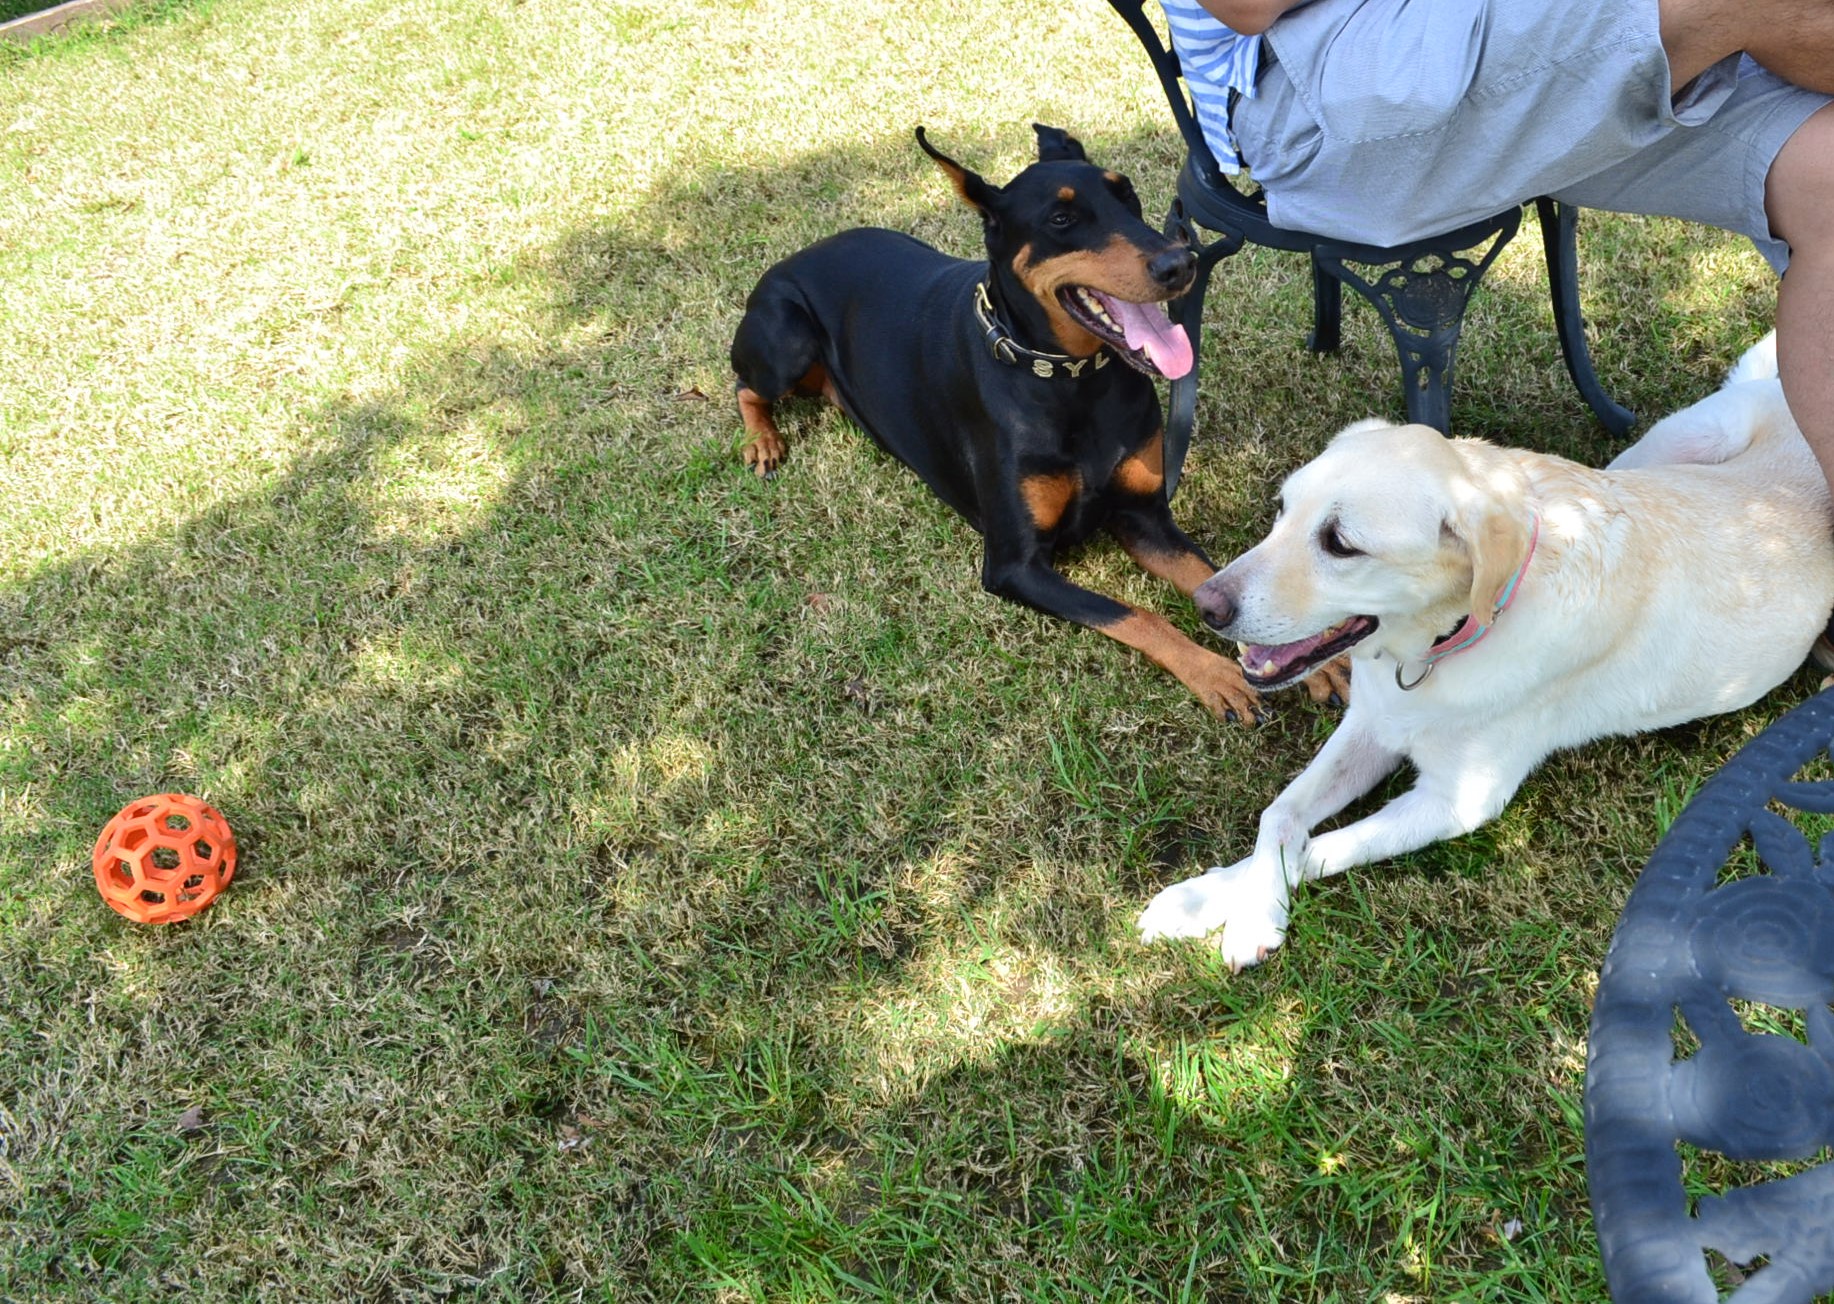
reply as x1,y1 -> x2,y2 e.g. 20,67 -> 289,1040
1396,510 -> 1540,691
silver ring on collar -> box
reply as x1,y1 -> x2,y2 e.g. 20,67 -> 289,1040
1395,660 -> 1434,691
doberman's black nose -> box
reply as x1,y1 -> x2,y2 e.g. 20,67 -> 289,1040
1148,246 -> 1197,291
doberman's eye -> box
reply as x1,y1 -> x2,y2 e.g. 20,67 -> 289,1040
1048,209 -> 1076,229
1320,520 -> 1363,558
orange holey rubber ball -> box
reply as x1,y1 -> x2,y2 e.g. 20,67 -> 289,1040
92,794 -> 237,924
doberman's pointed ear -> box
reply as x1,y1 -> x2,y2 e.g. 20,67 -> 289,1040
1031,123 -> 1088,163
915,126 -> 1002,215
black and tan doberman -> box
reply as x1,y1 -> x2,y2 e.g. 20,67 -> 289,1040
731,124 -> 1347,721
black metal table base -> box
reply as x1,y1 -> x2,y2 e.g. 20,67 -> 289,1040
1588,689 -> 1834,1303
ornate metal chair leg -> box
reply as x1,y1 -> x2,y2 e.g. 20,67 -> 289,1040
1536,197 -> 1637,437
1315,255 -> 1469,435
1308,254 -> 1342,354
1163,251 -> 1213,500
1162,204 -> 1241,499
1398,331 -> 1456,434
1317,212 -> 1520,436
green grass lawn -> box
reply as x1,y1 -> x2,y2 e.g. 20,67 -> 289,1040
0,0 -> 1812,1299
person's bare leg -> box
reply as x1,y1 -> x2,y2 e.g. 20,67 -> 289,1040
1767,106 -> 1834,495
1653,0 -> 1834,496
1661,0 -> 1834,93
1745,5 -> 1834,94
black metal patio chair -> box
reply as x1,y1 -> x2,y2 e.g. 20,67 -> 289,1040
1106,0 -> 1637,495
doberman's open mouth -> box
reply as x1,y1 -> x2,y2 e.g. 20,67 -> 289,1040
1059,286 -> 1194,379
1240,616 -> 1379,690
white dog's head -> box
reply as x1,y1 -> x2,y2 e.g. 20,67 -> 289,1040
1194,420 -> 1532,690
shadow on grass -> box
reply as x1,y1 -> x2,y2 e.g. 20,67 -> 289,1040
0,120 -> 1775,1298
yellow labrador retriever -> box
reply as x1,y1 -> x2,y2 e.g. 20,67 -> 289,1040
1139,336 -> 1834,970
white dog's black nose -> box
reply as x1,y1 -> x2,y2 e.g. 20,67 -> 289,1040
1195,579 -> 1235,632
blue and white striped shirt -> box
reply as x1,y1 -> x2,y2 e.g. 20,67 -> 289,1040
1158,0 -> 1261,174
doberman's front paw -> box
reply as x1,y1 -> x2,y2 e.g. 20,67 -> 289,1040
741,431 -> 787,477
1137,858 -> 1289,972
1188,653 -> 1265,725
1301,655 -> 1352,708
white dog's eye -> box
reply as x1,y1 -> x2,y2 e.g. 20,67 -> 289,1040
1320,521 -> 1363,558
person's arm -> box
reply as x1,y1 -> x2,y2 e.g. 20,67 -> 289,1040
1193,0 -> 1308,35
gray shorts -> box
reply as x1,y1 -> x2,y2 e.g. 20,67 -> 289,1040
1230,0 -> 1831,272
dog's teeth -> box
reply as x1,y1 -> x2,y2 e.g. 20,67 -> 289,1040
1076,289 -> 1114,325
1261,659 -> 1278,675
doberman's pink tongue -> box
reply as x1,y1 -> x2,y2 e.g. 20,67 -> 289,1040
1111,298 -> 1194,379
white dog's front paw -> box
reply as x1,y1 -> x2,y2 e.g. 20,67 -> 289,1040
1214,907 -> 1287,972
1137,860 -> 1290,970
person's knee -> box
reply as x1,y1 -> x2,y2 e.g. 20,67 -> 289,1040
1665,0 -> 1834,92
1658,0 -> 1747,89
1768,105 -> 1834,255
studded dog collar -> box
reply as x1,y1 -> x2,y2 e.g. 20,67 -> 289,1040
974,282 -> 1111,380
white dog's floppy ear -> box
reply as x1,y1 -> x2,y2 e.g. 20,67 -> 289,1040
1459,500 -> 1532,619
